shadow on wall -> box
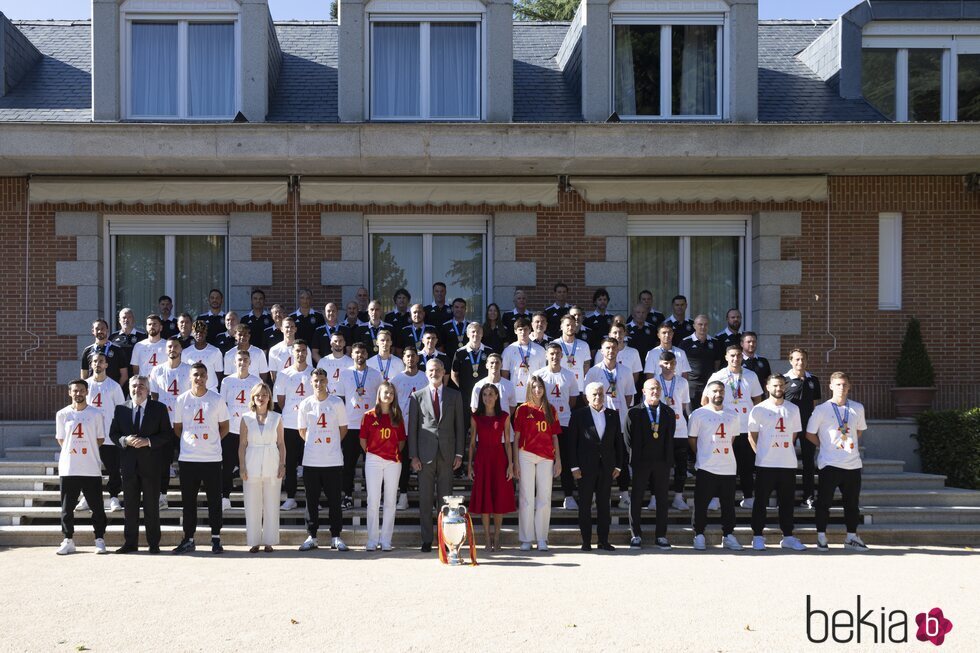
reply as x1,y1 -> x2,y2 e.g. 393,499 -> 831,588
0,56 -> 89,110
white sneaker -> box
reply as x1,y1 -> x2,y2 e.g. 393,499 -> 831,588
537,540 -> 548,551
722,534 -> 744,551
169,464 -> 177,478
520,542 -> 532,551
672,494 -> 689,511
740,497 -> 754,509
56,538 -> 75,555
816,532 -> 829,551
331,537 -> 349,551
619,491 -> 631,507
298,536 -> 318,551
296,465 -> 304,479
221,497 -> 232,512
805,496 -> 816,510
366,541 -> 379,551
75,498 -> 89,512
781,536 -> 807,551
396,493 -> 409,510
844,535 -> 869,551
693,534 -> 706,550
159,494 -> 168,510
94,538 -> 108,554
563,496 -> 579,510
281,498 -> 298,511
707,497 -> 720,511
752,535 -> 766,551
381,543 -> 394,552
646,496 -> 656,511
108,497 -> 122,512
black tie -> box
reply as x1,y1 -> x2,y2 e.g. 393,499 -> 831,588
134,405 -> 142,433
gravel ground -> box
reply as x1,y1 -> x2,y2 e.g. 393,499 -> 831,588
1,544 -> 976,652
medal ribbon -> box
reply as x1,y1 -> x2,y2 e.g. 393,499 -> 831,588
559,338 -> 577,361
467,348 -> 482,370
353,368 -> 367,394
377,356 -> 392,379
832,401 -> 850,435
452,321 -> 465,338
518,344 -> 530,368
602,365 -> 616,386
658,374 -> 675,402
727,373 -> 743,401
645,403 -> 660,432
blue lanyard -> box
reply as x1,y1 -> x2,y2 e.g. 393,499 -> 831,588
832,401 -> 850,433
645,403 -> 660,431
411,325 -> 423,342
376,356 -> 392,379
452,321 -> 465,337
559,338 -> 577,360
602,365 -> 616,385
517,343 -> 530,367
353,368 -> 367,394
467,348 -> 482,369
658,375 -> 675,400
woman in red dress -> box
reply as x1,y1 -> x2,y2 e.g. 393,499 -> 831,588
467,383 -> 516,551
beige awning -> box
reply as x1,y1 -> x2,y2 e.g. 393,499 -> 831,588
300,177 -> 559,207
28,177 -> 290,205
570,176 -> 828,204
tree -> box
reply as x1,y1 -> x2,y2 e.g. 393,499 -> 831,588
513,0 -> 580,22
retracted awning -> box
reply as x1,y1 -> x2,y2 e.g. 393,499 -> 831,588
570,176 -> 828,204
28,177 -> 290,205
300,177 -> 559,207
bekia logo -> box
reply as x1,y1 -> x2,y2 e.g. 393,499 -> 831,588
807,596 -> 953,646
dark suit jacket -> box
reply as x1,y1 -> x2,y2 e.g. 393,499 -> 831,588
566,406 -> 624,476
624,402 -> 676,466
109,399 -> 173,471
408,385 -> 465,464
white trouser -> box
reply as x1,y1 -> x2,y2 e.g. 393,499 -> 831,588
518,449 -> 554,543
365,453 -> 401,547
243,477 -> 281,546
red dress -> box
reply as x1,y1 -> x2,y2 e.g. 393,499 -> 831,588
468,413 -> 517,515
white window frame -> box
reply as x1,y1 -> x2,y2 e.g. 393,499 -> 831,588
120,8 -> 242,120
366,14 -> 487,121
878,213 -> 903,311
609,13 -> 728,120
626,216 -> 751,327
364,216 -> 492,317
103,216 -> 230,320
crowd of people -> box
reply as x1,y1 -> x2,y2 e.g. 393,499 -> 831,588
55,282 -> 868,555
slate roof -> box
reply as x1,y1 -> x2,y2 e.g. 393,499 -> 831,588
0,18 -> 888,124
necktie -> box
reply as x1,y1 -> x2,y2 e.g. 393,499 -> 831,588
432,389 -> 440,421
134,405 -> 142,432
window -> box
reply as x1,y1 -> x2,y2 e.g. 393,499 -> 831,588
368,218 -> 487,320
370,20 -> 482,120
959,53 -> 980,121
628,218 -> 748,330
878,213 -> 902,310
108,218 -> 228,321
126,20 -> 238,119
612,18 -> 724,119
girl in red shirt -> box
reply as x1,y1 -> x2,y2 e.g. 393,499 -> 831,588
467,383 -> 516,551
359,381 -> 407,551
512,375 -> 562,551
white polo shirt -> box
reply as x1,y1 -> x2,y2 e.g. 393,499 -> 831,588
470,376 -> 517,414
748,400 -> 803,469
391,370 -> 425,417
219,373 -> 262,434
807,400 -> 867,470
556,337 -> 589,392
337,366 -> 383,430
174,390 -> 230,463
183,344 -> 224,390
85,376 -> 125,438
56,405 -> 105,477
367,354 -> 405,383
316,354 -> 354,398
298,395 -> 348,467
223,345 -> 269,376
149,362 -> 192,418
502,341 -> 547,402
702,368 -> 763,432
273,366 -> 314,430
642,345 -> 692,376
532,365 -> 580,427
688,405 -> 740,476
267,341 -> 295,374
656,374 -> 691,439
592,345 -> 643,377
131,338 -> 167,373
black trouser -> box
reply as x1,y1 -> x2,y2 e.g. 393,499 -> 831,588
578,464 -> 615,545
815,465 -> 862,533
399,455 -> 411,494
630,461 -> 670,540
732,434 -> 755,499
751,466 -> 796,536
284,428 -> 304,499
122,456 -> 161,547
342,428 -> 363,497
672,439 -> 689,494
221,433 -> 241,498
801,437 -> 818,500
304,465 -> 343,538
694,470 -> 736,536
159,440 -> 175,496
179,461 -> 222,538
60,476 -> 106,539
99,444 -> 121,498
557,426 -> 577,498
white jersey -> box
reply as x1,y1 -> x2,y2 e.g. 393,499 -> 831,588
532,366 -> 580,427
702,368 -> 763,432
173,390 -> 229,463
592,346 -> 643,377
272,366 -> 314,430
337,367 -> 383,430
85,376 -> 125,439
316,353 -> 354,398
56,405 -> 105,477
149,362 -> 192,419
297,395 -> 348,467
688,406 -> 740,476
748,400 -> 803,469
555,337 -> 589,392
391,371 -> 426,417
223,346 -> 268,376
268,341 -> 295,375
219,373 -> 262,434
367,354 -> 405,383
656,374 -> 691,439
806,400 -> 867,470
183,344 -> 224,390
470,376 -> 517,413
583,363 -> 637,430
501,341 -> 547,402
642,345 -> 692,376
130,338 -> 167,373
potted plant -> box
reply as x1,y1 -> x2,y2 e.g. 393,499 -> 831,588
892,317 -> 936,418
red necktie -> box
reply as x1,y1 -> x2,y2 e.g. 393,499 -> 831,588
432,389 -> 440,421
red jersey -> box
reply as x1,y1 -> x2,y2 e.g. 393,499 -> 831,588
514,403 -> 560,460
359,410 -> 407,463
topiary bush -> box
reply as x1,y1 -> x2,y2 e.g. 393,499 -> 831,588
914,409 -> 980,489
895,317 -> 934,387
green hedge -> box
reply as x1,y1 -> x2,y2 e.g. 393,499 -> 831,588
914,409 -> 980,490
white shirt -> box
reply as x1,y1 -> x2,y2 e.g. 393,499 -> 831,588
149,362 -> 192,418
316,353 -> 354,398
592,346 -> 643,377
268,341 -> 296,374
532,366 -> 580,427
470,376 -> 517,413
85,376 -> 125,438
391,370 -> 425,417
688,406 -> 740,476
56,405 -> 105,477
590,406 -> 607,440
183,344 -> 224,390
642,345 -> 692,376
298,395 -> 348,467
556,337 -> 588,392
657,374 -> 691,439
583,362 -> 636,430
702,368 -> 764,432
130,338 -> 167,373
337,366 -> 383,429
366,354 -> 405,383
807,400 -> 867,470
501,341 -> 547,402
223,346 -> 269,376
749,400 -> 803,468
273,366 -> 314,430
219,373 -> 262,434
174,390 -> 230,463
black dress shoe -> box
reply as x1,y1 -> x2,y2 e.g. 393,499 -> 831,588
420,542 -> 432,553
115,544 -> 138,554
172,538 -> 195,554
580,543 -> 592,551
212,540 -> 224,554
148,545 -> 161,554
598,542 -> 616,552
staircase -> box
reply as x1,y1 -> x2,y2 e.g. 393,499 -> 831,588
1,429 -> 978,548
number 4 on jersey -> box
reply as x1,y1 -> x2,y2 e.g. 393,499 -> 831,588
550,385 -> 561,398
72,423 -> 85,438
774,417 -> 786,433
236,390 -> 247,405
193,408 -> 205,424
715,423 -> 726,439
316,413 -> 328,428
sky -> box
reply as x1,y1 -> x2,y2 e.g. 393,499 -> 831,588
0,0 -> 863,21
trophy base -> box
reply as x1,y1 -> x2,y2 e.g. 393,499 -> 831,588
446,549 -> 464,566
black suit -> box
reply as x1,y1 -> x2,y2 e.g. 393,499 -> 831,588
566,406 -> 624,546
109,399 -> 172,548
625,403 -> 676,540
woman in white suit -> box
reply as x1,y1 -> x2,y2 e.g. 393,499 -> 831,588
238,382 -> 285,553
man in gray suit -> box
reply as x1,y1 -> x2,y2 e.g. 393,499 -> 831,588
409,359 -> 465,552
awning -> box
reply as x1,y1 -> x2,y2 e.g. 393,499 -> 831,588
570,176 -> 828,204
28,177 -> 290,205
300,177 -> 559,207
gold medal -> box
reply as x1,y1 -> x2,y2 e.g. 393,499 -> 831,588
472,371 -> 479,378
568,356 -> 576,366
373,343 -> 379,352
